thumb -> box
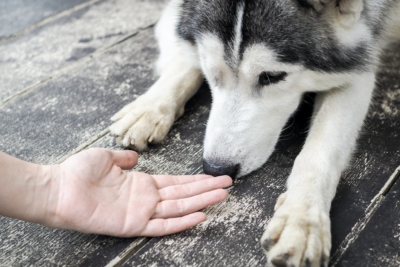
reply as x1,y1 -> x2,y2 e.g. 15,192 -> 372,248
109,150 -> 138,170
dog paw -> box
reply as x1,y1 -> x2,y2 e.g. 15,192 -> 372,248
109,95 -> 182,150
274,192 -> 287,211
261,196 -> 331,267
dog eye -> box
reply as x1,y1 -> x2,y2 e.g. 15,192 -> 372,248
258,72 -> 287,86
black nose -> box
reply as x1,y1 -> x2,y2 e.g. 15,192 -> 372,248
203,159 -> 240,179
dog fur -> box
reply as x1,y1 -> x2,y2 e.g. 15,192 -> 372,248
109,1 -> 400,266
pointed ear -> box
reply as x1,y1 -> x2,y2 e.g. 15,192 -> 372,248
302,0 -> 364,27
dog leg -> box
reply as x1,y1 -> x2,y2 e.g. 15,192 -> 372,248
109,1 -> 203,150
109,58 -> 202,150
261,73 -> 375,267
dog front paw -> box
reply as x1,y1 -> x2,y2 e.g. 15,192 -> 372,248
261,194 -> 331,267
109,95 -> 182,150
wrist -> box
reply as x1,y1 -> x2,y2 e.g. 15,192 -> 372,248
33,164 -> 61,228
284,187 -> 331,214
0,152 -> 62,227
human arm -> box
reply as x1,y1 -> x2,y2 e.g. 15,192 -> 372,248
0,148 -> 232,236
0,151 -> 56,225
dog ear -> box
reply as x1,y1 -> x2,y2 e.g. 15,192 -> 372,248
301,0 -> 364,27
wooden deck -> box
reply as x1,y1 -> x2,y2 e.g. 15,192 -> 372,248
0,1 -> 399,266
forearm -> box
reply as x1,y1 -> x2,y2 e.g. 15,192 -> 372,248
287,75 -> 374,211
0,151 -> 58,225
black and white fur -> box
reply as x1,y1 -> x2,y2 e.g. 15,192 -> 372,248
110,0 -> 400,266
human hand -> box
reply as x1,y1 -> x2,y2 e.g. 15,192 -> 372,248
47,148 -> 232,237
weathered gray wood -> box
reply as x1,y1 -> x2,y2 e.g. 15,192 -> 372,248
0,29 -> 158,266
0,0 -> 166,103
0,0 -> 90,40
329,43 -> 400,253
0,222 -> 129,267
74,84 -> 223,266
1,1 -> 399,265
115,86 -> 307,266
119,44 -> 400,266
79,117 -> 212,266
75,112 -> 212,267
0,29 -> 157,164
333,172 -> 400,267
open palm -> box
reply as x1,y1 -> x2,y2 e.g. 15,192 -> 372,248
51,148 -> 231,237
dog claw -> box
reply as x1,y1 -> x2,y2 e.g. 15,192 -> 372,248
271,256 -> 288,267
320,255 -> 328,267
271,253 -> 291,267
262,238 -> 277,252
274,193 -> 287,211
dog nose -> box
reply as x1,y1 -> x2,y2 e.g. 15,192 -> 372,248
203,159 -> 240,179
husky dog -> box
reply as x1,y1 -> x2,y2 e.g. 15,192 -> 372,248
110,0 -> 400,266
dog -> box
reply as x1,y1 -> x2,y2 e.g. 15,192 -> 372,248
109,0 -> 400,266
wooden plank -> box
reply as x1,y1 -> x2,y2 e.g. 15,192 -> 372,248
78,238 -> 148,267
87,87 -> 305,266
333,172 -> 400,267
0,3 -> 398,265
75,96 -> 217,266
75,83 -> 224,266
118,44 -> 400,266
85,85 -> 311,267
0,0 -> 91,40
0,29 -> 158,266
0,29 -> 158,163
329,43 -> 400,252
0,0 -> 166,103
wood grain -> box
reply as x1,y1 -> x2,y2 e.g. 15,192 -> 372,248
1,1 -> 399,265
0,29 -> 158,164
0,0 -> 91,40
0,0 -> 166,103
119,43 -> 400,267
0,29 -> 158,266
334,173 -> 400,267
93,85 -> 306,267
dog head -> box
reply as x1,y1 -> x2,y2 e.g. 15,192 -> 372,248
178,0 -> 378,178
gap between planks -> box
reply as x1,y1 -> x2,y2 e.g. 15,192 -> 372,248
50,126 -> 400,266
330,166 -> 400,266
102,160 -> 209,267
106,166 -> 400,267
0,24 -> 156,108
0,0 -> 102,45
53,128 -> 110,164
3,3 -> 399,265
0,14 -> 159,264
18,18 -> 396,262
0,1 -> 186,264
105,238 -> 150,267
52,129 -> 209,266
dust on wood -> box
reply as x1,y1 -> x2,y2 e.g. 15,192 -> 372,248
0,29 -> 159,266
0,0 -> 166,102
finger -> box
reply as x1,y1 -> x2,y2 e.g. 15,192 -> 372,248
109,150 -> 138,170
159,176 -> 232,200
139,212 -> 207,236
152,189 -> 228,219
152,174 -> 215,189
